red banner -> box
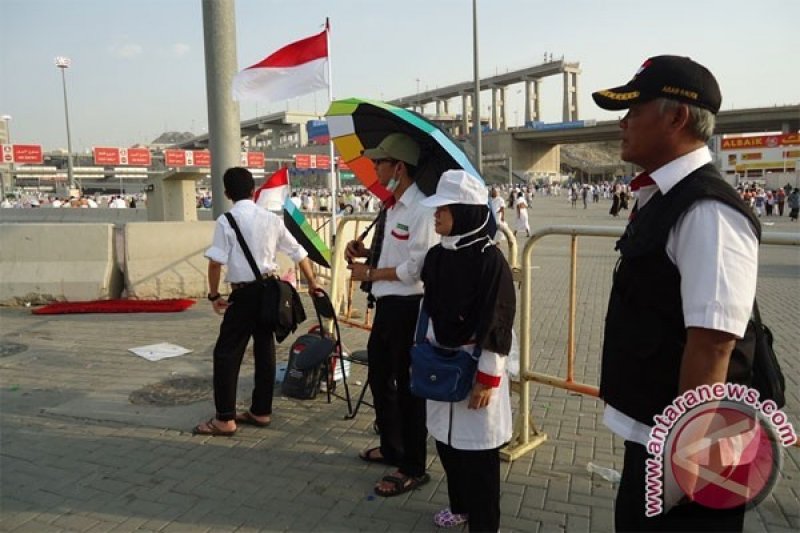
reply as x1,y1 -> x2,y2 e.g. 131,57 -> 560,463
242,152 -> 265,168
127,148 -> 152,166
721,133 -> 800,151
193,150 -> 211,167
1,144 -> 44,164
316,155 -> 331,169
164,149 -> 187,167
93,147 -> 121,165
93,147 -> 152,166
295,154 -> 312,169
337,156 -> 350,171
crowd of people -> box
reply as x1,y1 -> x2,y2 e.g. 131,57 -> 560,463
736,183 -> 799,219
0,193 -> 141,209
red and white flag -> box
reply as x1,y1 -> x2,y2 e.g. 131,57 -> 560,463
254,167 -> 290,211
232,26 -> 328,102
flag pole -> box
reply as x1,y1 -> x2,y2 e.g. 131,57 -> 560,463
325,17 -> 337,244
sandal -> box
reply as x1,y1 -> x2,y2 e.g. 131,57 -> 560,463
192,418 -> 236,437
374,472 -> 430,497
434,507 -> 468,528
358,446 -> 395,465
235,411 -> 271,427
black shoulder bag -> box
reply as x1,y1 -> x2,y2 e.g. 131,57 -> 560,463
729,300 -> 786,408
224,212 -> 305,341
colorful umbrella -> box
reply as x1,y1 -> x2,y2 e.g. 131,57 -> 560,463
325,98 -> 483,200
283,196 -> 332,268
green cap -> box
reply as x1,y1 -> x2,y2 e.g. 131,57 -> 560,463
362,133 -> 420,166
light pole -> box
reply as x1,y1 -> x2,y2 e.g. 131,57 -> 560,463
472,0 -> 482,174
1,115 -> 11,197
55,56 -> 76,192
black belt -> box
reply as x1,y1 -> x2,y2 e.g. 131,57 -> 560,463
230,274 -> 274,291
377,294 -> 422,302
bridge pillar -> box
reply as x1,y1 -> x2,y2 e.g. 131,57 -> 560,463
524,79 -> 541,125
462,93 -> 473,136
562,67 -> 580,122
483,132 -> 560,178
492,86 -> 507,131
435,98 -> 449,116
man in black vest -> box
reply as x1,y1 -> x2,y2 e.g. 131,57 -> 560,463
593,56 -> 760,531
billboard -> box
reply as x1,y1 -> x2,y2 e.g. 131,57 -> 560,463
163,149 -> 211,167
94,147 -> 152,166
2,144 -> 44,164
241,151 -> 265,168
720,133 -> 799,174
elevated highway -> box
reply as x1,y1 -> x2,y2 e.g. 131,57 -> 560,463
173,110 -> 320,150
501,105 -> 800,145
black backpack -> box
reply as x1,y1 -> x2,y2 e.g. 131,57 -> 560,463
729,301 -> 787,408
281,333 -> 335,400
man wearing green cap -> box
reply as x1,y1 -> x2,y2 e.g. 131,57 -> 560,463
345,132 -> 439,497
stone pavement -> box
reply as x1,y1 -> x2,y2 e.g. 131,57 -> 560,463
1,194 -> 798,532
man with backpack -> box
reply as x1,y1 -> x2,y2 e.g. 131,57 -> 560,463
593,56 -> 760,531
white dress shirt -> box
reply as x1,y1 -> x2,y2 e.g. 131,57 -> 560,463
605,146 -> 759,445
205,199 -> 308,283
372,183 -> 439,298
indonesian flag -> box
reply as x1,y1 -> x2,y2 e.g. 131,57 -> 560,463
254,167 -> 290,211
232,26 -> 328,102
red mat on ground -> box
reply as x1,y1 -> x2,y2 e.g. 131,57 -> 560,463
32,299 -> 196,315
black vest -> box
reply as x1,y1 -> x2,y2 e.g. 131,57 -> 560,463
600,164 -> 761,425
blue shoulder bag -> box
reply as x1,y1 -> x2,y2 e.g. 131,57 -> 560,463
409,308 -> 481,402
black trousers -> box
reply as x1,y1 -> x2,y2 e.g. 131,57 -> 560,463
213,284 -> 275,421
436,440 -> 501,533
616,441 -> 745,532
367,295 -> 427,477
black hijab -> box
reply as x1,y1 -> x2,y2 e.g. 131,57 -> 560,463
421,204 -> 515,354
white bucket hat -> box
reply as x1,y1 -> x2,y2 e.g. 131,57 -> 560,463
420,169 -> 487,207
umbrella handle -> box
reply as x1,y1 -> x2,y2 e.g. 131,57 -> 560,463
356,216 -> 380,242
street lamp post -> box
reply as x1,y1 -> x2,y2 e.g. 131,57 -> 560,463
472,0 -> 482,174
1,114 -> 11,197
55,56 -> 76,192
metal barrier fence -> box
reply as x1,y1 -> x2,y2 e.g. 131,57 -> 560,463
501,226 -> 800,461
328,215 -> 521,330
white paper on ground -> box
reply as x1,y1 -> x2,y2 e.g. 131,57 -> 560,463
129,343 -> 192,362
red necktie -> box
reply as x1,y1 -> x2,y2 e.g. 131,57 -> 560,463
630,172 -> 655,191
628,173 -> 655,221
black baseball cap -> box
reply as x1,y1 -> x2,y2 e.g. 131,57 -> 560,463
592,55 -> 722,114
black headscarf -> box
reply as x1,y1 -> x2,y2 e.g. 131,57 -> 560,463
421,204 -> 515,354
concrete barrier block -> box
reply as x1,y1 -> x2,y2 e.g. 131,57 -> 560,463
124,221 -> 215,299
0,223 -> 122,305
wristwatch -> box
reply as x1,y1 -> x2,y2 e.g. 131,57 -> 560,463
207,293 -> 221,302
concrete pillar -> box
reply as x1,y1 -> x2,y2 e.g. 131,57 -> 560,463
435,98 -> 449,116
202,0 -> 240,218
524,79 -> 541,125
492,87 -> 507,131
562,68 -> 580,122
462,93 -> 473,136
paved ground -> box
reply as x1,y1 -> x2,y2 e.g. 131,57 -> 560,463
1,194 -> 798,532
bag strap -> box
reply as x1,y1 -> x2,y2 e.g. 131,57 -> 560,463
415,307 -> 482,360
224,212 -> 262,281
751,299 -> 763,326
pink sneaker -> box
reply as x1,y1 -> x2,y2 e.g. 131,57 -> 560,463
433,507 -> 468,528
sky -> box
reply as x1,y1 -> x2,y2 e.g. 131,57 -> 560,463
1,0 -> 798,152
